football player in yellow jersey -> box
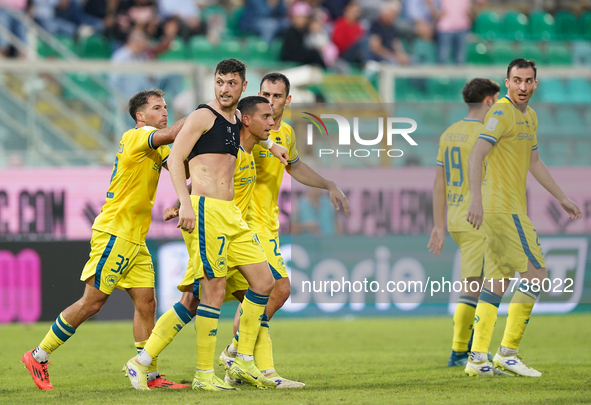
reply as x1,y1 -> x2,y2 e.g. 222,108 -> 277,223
218,72 -> 350,384
428,78 -> 500,367
22,89 -> 189,390
123,95 -> 291,390
465,59 -> 582,377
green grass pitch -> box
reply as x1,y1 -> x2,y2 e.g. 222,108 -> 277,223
1,314 -> 590,404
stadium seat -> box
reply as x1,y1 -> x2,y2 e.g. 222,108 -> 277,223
226,7 -> 251,38
555,10 -> 580,40
580,11 -> 591,40
567,78 -> 591,103
157,38 -> 187,61
245,37 -> 270,64
62,73 -> 110,101
78,35 -> 111,59
529,10 -> 556,41
538,78 -> 568,103
533,105 -> 555,138
411,39 -> 437,64
518,42 -> 543,62
492,41 -> 517,65
546,42 -> 572,65
502,11 -> 528,41
189,36 -> 217,64
474,11 -> 502,41
467,42 -> 492,64
555,105 -> 586,137
217,39 -> 243,59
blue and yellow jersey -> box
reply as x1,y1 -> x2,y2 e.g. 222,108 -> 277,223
234,146 -> 257,220
436,118 -> 483,232
247,121 -> 299,235
92,126 -> 170,244
478,96 -> 538,214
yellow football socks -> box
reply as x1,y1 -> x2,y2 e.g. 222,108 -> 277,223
253,313 -> 274,372
144,302 -> 194,359
39,313 -> 76,353
471,288 -> 503,354
501,281 -> 540,350
452,296 -> 478,352
195,304 -> 221,371
237,289 -> 270,357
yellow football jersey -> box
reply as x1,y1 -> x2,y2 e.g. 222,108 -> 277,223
479,96 -> 538,214
436,118 -> 483,232
234,146 -> 257,220
247,121 -> 299,235
92,126 -> 170,244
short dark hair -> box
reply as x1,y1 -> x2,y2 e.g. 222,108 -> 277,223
462,78 -> 500,104
238,96 -> 270,118
215,58 -> 247,82
260,72 -> 291,96
507,58 -> 537,79
128,89 -> 165,122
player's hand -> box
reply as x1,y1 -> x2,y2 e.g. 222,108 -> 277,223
466,200 -> 483,230
427,226 -> 445,256
559,197 -> 583,220
270,143 -> 288,166
328,183 -> 350,217
177,205 -> 196,233
163,206 -> 179,221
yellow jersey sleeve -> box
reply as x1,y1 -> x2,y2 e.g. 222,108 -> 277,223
478,100 -> 514,146
233,147 -> 257,220
481,96 -> 537,214
246,121 -> 294,235
438,119 -> 483,232
91,127 -> 167,244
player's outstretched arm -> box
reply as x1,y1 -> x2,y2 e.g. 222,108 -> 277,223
529,149 -> 582,220
428,165 -> 446,256
167,110 -> 211,233
151,116 -> 188,148
466,139 -> 493,229
287,160 -> 350,217
269,142 -> 288,165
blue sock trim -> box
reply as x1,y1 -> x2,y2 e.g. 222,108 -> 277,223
479,288 -> 502,308
458,295 -> 478,308
196,305 -> 220,319
57,314 -> 76,335
173,302 -> 194,325
245,289 -> 270,306
516,280 -> 541,299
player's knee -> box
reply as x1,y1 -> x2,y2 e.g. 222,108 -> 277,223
85,300 -> 105,317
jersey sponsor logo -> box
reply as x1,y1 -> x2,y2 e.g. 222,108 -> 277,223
258,150 -> 274,159
485,117 -> 498,131
238,164 -> 250,171
492,110 -> 504,116
517,132 -> 534,140
275,136 -> 283,144
240,176 -> 256,185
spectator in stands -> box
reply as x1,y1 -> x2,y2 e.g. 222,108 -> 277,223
0,0 -> 29,57
432,0 -> 476,64
280,1 -> 326,68
321,0 -> 348,20
240,0 -> 289,44
368,1 -> 410,65
33,0 -> 78,37
306,9 -> 339,68
109,21 -> 178,101
401,0 -> 439,40
292,188 -> 341,236
54,0 -> 105,34
331,1 -> 368,66
83,0 -> 119,36
107,0 -> 160,45
157,0 -> 206,41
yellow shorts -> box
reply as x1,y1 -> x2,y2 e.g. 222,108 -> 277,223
182,196 -> 266,280
177,267 -> 249,303
450,230 -> 484,279
80,230 -> 154,294
257,232 -> 288,280
482,212 -> 546,279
